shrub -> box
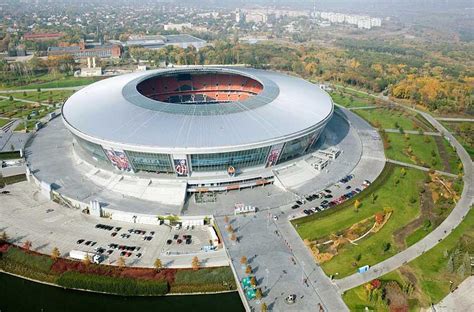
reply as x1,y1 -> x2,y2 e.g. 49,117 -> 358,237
57,271 -> 168,295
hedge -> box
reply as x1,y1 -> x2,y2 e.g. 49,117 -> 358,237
57,272 -> 169,295
3,247 -> 53,273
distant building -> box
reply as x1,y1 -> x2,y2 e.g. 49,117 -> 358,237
48,41 -> 121,59
76,57 -> 103,77
24,32 -> 63,41
123,34 -> 207,50
245,12 -> 267,24
163,23 -> 192,31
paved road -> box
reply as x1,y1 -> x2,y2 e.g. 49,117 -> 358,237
346,106 -> 377,110
386,159 -> 458,178
435,117 -> 474,122
428,276 -> 474,312
334,95 -> 474,293
383,128 -> 441,136
218,214 -> 348,312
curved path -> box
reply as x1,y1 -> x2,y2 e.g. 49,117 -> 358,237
334,96 -> 474,292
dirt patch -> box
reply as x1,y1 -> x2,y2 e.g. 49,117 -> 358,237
399,266 -> 418,286
393,183 -> 435,249
434,136 -> 451,173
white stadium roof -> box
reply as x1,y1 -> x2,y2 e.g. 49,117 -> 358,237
62,67 -> 333,153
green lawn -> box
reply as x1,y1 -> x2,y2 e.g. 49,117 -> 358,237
0,73 -> 101,90
343,207 -> 474,311
385,133 -> 444,171
0,118 -> 11,127
355,107 -> 434,131
441,121 -> 474,160
330,92 -> 375,108
12,90 -> 74,103
405,225 -> 431,247
294,164 -> 427,278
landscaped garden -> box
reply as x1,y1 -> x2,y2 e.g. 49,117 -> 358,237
0,243 -> 236,296
0,97 -> 59,131
354,107 -> 435,131
292,164 -> 460,279
342,207 -> 474,311
11,89 -> 75,104
330,91 -> 377,108
0,72 -> 101,90
441,121 -> 474,160
383,132 -> 462,174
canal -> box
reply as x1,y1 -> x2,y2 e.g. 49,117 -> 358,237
0,273 -> 244,312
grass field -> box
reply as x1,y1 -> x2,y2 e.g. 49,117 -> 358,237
330,92 -> 375,108
342,207 -> 474,311
355,107 -> 435,131
384,132 -> 461,174
441,121 -> 474,160
11,90 -> 74,103
0,73 -> 100,90
294,164 -> 427,278
0,97 -> 58,130
385,133 -> 443,169
0,118 -> 10,127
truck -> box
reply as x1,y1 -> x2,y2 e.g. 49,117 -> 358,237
69,250 -> 103,264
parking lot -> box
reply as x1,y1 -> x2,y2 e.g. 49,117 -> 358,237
287,174 -> 372,220
0,181 -> 228,268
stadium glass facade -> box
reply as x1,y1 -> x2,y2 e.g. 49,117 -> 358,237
277,131 -> 319,164
190,146 -> 271,172
73,134 -> 108,162
73,129 -> 323,175
125,151 -> 174,173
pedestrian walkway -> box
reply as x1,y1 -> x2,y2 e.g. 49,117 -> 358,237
428,276 -> 474,312
435,117 -> 474,122
346,106 -> 377,110
386,159 -> 458,178
217,214 -> 348,312
383,128 -> 441,136
334,101 -> 474,293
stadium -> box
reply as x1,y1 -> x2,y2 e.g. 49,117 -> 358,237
61,67 -> 334,192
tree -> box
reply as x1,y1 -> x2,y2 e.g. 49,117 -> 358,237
250,276 -> 257,287
23,240 -> 32,251
230,233 -> 237,241
240,256 -> 248,265
354,199 -> 361,212
192,256 -> 200,270
0,231 -> 8,243
255,288 -> 263,300
226,225 -> 234,233
224,216 -> 229,223
83,254 -> 92,266
261,302 -> 267,312
154,258 -> 163,271
116,256 -> 126,268
371,193 -> 378,203
382,242 -> 391,252
245,265 -> 252,275
51,247 -> 60,260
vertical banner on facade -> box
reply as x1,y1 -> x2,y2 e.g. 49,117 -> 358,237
103,147 -> 132,172
265,143 -> 284,167
173,155 -> 189,177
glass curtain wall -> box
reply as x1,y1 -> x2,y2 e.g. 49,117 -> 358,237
191,146 -> 271,172
125,151 -> 174,173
